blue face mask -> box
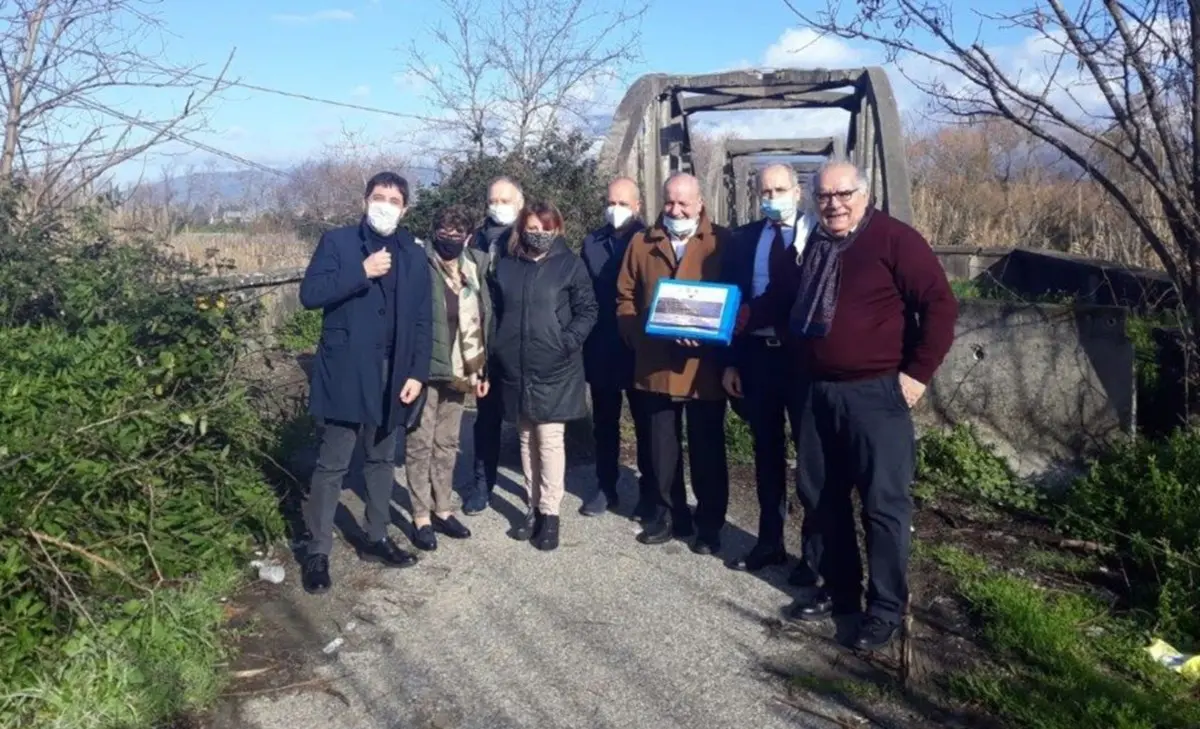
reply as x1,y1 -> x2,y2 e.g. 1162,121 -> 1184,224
760,196 -> 797,222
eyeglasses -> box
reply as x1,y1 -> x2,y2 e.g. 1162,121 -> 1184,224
815,189 -> 861,204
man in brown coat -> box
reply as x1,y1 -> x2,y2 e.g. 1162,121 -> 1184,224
615,172 -> 731,555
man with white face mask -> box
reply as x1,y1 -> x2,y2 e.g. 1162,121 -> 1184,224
463,176 -> 525,515
577,177 -> 664,519
616,172 -> 733,555
297,171 -> 432,595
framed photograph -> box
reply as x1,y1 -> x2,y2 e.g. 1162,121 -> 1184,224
644,279 -> 742,345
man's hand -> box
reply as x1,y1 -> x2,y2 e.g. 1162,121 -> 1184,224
898,372 -> 926,408
676,339 -> 701,348
475,379 -> 490,399
733,303 -> 750,335
399,378 -> 424,404
364,249 -> 392,279
722,367 -> 743,398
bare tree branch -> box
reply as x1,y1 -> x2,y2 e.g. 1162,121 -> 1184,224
0,0 -> 233,221
404,0 -> 645,157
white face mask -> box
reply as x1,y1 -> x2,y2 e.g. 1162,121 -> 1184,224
663,215 -> 698,239
605,205 -> 634,230
366,200 -> 402,236
488,203 -> 518,226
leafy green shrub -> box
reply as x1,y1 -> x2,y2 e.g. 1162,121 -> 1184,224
1060,429 -> 1200,644
725,409 -> 755,465
916,424 -> 1040,511
0,200 -> 284,726
276,308 -> 322,352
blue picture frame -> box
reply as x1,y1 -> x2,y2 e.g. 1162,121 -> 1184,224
644,279 -> 741,345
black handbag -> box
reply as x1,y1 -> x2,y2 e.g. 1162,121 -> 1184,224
404,386 -> 429,433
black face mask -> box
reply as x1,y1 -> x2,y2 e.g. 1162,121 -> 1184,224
432,235 -> 466,261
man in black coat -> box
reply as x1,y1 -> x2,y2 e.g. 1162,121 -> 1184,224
721,163 -> 820,582
464,176 -> 524,515
298,171 -> 432,595
577,177 -> 667,519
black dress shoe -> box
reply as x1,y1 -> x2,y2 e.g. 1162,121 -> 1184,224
358,537 -> 419,568
432,514 -> 471,539
785,592 -> 835,623
534,514 -> 560,551
411,525 -> 438,552
302,553 -> 332,594
690,533 -> 721,555
854,615 -> 900,652
636,515 -> 673,545
788,561 -> 820,587
727,546 -> 788,572
511,507 -> 537,541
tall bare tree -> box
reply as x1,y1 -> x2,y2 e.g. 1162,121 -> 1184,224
0,0 -> 230,222
406,0 -> 645,157
787,0 -> 1200,334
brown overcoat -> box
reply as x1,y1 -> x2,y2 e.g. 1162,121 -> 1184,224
615,212 -> 730,401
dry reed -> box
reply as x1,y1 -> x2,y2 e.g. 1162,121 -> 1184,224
164,231 -> 315,274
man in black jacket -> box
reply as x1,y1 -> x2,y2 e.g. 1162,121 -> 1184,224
464,176 -> 524,515
578,177 -> 666,518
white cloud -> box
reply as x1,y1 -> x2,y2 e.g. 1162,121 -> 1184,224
350,84 -> 371,98
271,9 -> 355,25
761,28 -> 864,69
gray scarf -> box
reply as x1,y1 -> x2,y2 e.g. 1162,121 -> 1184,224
789,207 -> 875,338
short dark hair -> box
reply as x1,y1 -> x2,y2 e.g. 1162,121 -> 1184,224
434,204 -> 475,236
364,171 -> 410,205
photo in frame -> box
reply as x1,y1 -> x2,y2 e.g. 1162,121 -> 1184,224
644,279 -> 741,345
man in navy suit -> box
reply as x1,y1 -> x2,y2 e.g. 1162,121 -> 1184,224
298,171 -> 433,594
721,163 -> 820,582
577,177 -> 667,519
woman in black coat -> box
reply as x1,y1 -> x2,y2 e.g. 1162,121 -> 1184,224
489,201 -> 598,551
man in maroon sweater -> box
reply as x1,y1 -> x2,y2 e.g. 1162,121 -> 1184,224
745,159 -> 957,651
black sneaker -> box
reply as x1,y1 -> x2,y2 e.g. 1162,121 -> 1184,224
854,615 -> 900,652
511,507 -> 537,541
636,514 -> 673,545
534,514 -> 560,551
358,537 -> 419,568
302,553 -> 332,594
411,525 -> 437,552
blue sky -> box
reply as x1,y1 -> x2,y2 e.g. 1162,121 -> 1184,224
106,0 -> 1039,183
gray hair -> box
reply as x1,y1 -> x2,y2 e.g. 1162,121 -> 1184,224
489,175 -> 525,207
663,171 -> 702,197
806,157 -> 868,211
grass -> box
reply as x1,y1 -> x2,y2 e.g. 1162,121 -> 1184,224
0,568 -> 241,729
926,543 -> 1200,729
165,231 -> 314,274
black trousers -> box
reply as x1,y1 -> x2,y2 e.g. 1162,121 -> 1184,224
739,338 -> 812,553
797,374 -> 916,623
644,393 -> 729,536
472,385 -> 502,491
590,384 -> 657,501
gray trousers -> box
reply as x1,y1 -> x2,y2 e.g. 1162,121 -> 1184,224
305,358 -> 400,555
304,419 -> 400,555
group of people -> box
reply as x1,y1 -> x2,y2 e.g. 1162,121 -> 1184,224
295,157 -> 958,653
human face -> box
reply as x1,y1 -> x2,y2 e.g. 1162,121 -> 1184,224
662,176 -> 702,220
488,180 -> 521,208
607,179 -> 641,216
759,166 -> 800,206
363,183 -> 407,214
814,164 -> 867,237
521,214 -> 559,235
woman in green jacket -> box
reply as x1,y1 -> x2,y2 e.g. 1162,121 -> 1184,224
405,205 -> 493,551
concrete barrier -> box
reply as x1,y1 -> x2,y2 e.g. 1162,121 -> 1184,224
917,299 -> 1135,481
